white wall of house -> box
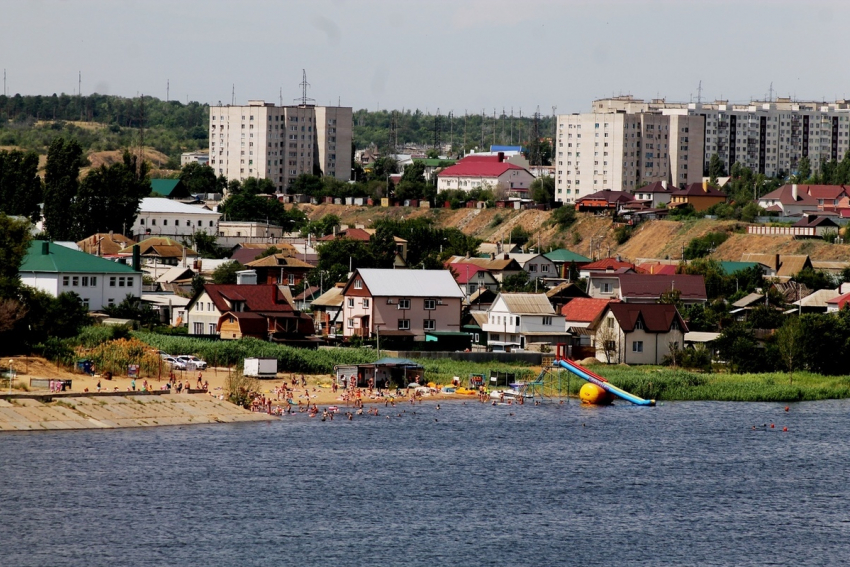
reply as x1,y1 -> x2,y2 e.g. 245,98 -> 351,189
482,296 -> 566,349
20,272 -> 142,312
342,294 -> 462,338
437,169 -> 535,193
586,275 -> 622,298
186,291 -> 223,336
519,256 -> 557,278
593,312 -> 684,364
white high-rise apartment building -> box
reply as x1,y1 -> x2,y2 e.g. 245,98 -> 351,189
592,95 -> 850,180
554,110 -> 703,204
209,100 -> 352,192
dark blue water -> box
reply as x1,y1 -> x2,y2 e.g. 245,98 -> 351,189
1,399 -> 849,566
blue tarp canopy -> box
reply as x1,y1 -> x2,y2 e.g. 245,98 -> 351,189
371,357 -> 422,367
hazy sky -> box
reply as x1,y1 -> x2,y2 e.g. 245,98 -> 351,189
2,0 -> 849,114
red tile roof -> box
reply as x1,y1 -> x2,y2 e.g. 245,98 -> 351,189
450,263 -> 491,284
318,228 -> 372,242
635,181 -> 675,194
576,190 -> 636,205
635,263 -> 677,275
806,185 -> 847,200
202,284 -> 294,313
581,257 -> 636,271
561,298 -> 614,323
827,292 -> 850,309
759,185 -> 820,206
617,273 -> 707,302
607,303 -> 688,333
437,160 -> 528,178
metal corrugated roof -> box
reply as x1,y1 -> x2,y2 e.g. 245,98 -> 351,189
20,240 -> 138,274
498,293 -> 555,315
355,269 -> 464,298
138,198 -> 219,215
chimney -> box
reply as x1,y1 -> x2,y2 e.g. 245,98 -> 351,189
792,184 -> 798,201
41,241 -> 49,255
490,252 -> 495,260
503,253 -> 509,260
661,180 -> 667,190
775,254 -> 780,272
132,245 -> 140,272
702,180 -> 709,192
616,255 -> 622,262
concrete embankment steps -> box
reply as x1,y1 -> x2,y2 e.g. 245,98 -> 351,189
0,393 -> 274,431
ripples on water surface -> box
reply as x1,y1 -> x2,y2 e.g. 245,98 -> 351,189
2,399 -> 849,566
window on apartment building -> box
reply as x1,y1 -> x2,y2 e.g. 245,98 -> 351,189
91,277 -> 97,286
62,276 -> 69,286
347,298 -> 354,308
347,318 -> 354,328
398,299 -> 410,310
362,299 -> 370,308
109,276 -> 116,287
632,341 -> 644,353
543,316 -> 552,325
423,319 -> 436,331
424,299 -> 436,310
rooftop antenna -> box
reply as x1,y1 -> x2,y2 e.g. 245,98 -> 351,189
231,84 -> 235,106
697,80 -> 703,104
769,82 -> 774,102
295,69 -> 315,106
510,107 -> 514,144
280,87 -> 283,107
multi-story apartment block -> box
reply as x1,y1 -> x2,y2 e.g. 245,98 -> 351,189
591,95 -> 850,182
553,110 -> 704,204
209,100 -> 352,192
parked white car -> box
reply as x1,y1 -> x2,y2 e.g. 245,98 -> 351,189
162,356 -> 187,370
176,355 -> 207,370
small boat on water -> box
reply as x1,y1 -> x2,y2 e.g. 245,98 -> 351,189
489,389 -> 523,400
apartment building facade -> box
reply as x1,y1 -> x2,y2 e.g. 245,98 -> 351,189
209,100 -> 352,192
593,95 -> 850,180
553,111 -> 704,204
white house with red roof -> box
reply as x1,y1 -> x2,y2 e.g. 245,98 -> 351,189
758,184 -> 849,216
437,154 -> 535,194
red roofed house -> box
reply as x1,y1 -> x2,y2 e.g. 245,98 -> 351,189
591,303 -> 688,364
449,262 -> 500,296
437,154 -> 535,195
587,273 -> 707,305
561,297 -> 615,351
670,181 -> 727,212
578,257 -> 637,279
186,279 -> 312,341
758,184 -> 849,216
826,292 -> 850,313
635,262 -> 678,275
319,228 -> 408,267
574,189 -> 636,213
632,181 -> 675,208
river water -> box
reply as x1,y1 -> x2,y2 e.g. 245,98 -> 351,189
1,399 -> 849,566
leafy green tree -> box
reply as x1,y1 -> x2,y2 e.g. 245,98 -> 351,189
740,202 -> 763,222
190,230 -> 226,259
316,238 -> 374,283
684,231 -> 728,259
257,246 -> 280,259
212,261 -> 244,284
0,214 -> 32,298
708,153 -> 726,184
43,138 -> 85,240
0,149 -> 43,221
102,294 -> 158,327
240,176 -> 277,195
795,156 -> 812,182
550,205 -> 576,228
179,162 -> 223,195
529,176 -> 554,204
501,271 -> 540,292
510,226 -> 530,247
794,268 -> 833,291
369,225 -> 399,268
191,274 -> 206,297
73,151 -> 151,239
748,304 -> 784,329
301,214 -> 340,237
219,191 -> 306,230
715,323 -> 762,373
290,174 -> 323,196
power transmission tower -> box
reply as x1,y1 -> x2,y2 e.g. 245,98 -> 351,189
389,110 -> 398,154
697,80 -> 703,104
295,70 -> 315,106
231,84 -> 235,105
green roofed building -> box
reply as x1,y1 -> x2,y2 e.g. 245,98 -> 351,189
19,240 -> 142,311
544,248 -> 591,278
719,261 -> 764,276
149,179 -> 190,199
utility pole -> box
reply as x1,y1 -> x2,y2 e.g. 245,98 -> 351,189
166,79 -> 169,102
78,71 -> 82,121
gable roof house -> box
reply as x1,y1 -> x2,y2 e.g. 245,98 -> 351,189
131,197 -> 220,241
632,181 -> 675,208
574,190 -> 636,213
76,233 -> 137,257
341,269 -> 465,343
507,253 -> 558,280
481,293 -> 569,352
669,181 -> 727,211
578,257 -> 637,279
757,184 -> 849,216
447,256 -> 524,282
436,156 -> 535,196
587,273 -> 707,305
561,297 -> 614,348
244,254 -> 315,286
544,248 -> 592,278
186,282 -> 312,341
450,263 -> 500,297
591,303 -> 688,364
740,254 -> 812,280
19,240 -> 143,312
311,284 -> 345,337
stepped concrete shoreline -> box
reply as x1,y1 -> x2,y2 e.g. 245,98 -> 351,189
0,392 -> 275,432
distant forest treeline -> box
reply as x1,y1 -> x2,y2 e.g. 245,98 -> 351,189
0,93 -> 557,160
